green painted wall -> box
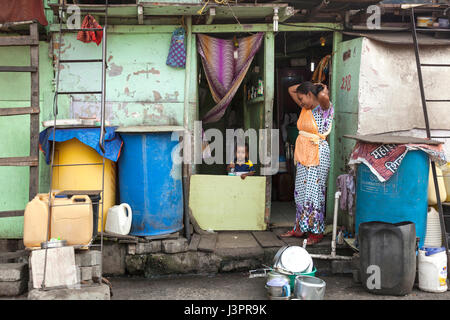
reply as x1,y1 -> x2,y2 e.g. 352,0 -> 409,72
327,37 -> 363,232
0,41 -> 54,238
52,28 -> 186,127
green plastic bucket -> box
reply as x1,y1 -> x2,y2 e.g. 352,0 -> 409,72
288,267 -> 317,292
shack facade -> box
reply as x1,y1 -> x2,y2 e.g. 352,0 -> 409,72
1,0 -> 449,239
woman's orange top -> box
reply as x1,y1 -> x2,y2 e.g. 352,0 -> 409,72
294,108 -> 327,167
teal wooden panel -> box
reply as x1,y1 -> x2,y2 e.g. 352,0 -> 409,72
52,31 -> 186,127
0,42 -> 54,238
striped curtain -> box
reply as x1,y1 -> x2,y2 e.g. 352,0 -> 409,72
197,32 -> 264,124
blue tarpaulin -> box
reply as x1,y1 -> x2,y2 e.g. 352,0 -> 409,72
39,127 -> 123,165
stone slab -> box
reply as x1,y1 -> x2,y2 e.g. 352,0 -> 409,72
135,241 -> 162,254
28,283 -> 110,300
30,247 -> 77,289
252,231 -> 285,248
197,234 -> 218,253
0,279 -> 27,296
0,263 -> 28,282
94,242 -> 126,276
188,234 -> 201,252
79,267 -> 93,281
215,232 -> 264,259
216,232 -> 260,249
75,251 -> 101,267
162,238 -> 188,254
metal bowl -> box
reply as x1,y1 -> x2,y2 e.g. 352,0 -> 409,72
40,240 -> 67,249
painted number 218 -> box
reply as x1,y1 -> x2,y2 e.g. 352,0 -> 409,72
341,75 -> 351,92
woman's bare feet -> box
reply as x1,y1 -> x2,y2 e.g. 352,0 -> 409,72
280,229 -> 306,238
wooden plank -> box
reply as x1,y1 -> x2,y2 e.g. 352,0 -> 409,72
252,231 -> 285,248
0,36 -> 38,46
188,233 -> 201,252
99,231 -> 140,241
343,134 -> 443,145
189,175 -> 267,231
28,22 -> 40,201
0,210 -> 24,217
118,239 -> 139,244
263,31 -> 275,225
0,156 -> 39,167
197,234 -> 217,253
0,66 -> 37,72
144,232 -> 179,241
0,107 -> 40,116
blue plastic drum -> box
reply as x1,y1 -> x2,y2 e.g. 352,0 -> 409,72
355,150 -> 429,247
118,131 -> 183,236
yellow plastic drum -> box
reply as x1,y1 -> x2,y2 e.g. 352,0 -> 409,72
52,138 -> 116,232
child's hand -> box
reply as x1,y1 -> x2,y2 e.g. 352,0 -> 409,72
240,174 -> 247,180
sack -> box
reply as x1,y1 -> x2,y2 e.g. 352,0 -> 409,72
166,27 -> 186,68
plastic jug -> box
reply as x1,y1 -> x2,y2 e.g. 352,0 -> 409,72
441,163 -> 450,202
428,164 -> 447,205
50,195 -> 93,246
105,203 -> 132,235
24,194 -> 52,248
418,247 -> 448,293
424,207 -> 443,248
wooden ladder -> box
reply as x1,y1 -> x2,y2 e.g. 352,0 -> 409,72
0,22 -> 40,218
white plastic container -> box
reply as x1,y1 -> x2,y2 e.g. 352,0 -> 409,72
424,207 -> 443,248
441,163 -> 450,202
428,165 -> 447,205
105,203 -> 132,235
418,247 -> 448,293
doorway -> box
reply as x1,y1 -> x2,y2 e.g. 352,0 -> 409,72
270,30 -> 334,228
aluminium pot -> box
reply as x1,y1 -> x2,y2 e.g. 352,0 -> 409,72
294,275 -> 326,300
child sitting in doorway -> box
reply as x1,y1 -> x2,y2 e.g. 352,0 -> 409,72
227,143 -> 256,180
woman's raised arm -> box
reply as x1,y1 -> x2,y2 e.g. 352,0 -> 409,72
288,84 -> 303,108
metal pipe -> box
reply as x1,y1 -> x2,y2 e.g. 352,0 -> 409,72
331,191 -> 341,258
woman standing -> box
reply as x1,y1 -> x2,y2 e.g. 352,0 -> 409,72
280,82 -> 334,245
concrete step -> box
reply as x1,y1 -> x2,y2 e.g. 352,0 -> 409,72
0,263 -> 28,297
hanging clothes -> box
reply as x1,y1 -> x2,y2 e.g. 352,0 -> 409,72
166,27 -> 186,68
77,14 -> 103,46
336,173 -> 355,216
0,0 -> 48,26
197,32 -> 264,124
311,55 -> 331,83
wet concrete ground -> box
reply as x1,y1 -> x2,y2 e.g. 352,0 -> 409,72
3,272 -> 450,300
107,272 -> 450,300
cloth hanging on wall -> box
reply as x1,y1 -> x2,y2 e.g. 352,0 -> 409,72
77,15 -> 103,46
0,0 -> 48,26
197,32 -> 264,124
166,27 -> 186,68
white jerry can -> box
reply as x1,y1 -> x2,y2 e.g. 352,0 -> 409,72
105,203 -> 133,235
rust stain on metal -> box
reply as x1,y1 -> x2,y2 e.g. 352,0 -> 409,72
108,63 -> 123,77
